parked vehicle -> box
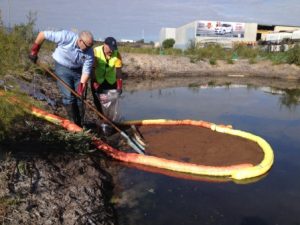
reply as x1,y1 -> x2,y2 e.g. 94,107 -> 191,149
215,24 -> 233,35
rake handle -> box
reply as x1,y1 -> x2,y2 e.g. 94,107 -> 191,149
38,62 -> 125,134
37,62 -> 145,154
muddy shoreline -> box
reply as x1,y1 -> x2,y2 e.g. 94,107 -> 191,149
122,53 -> 300,90
1,52 -> 300,224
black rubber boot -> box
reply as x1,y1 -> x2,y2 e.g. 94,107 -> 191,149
65,103 -> 82,127
78,103 -> 85,127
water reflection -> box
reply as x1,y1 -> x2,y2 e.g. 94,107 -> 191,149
117,161 -> 268,185
114,84 -> 300,225
188,84 -> 300,110
279,88 -> 300,109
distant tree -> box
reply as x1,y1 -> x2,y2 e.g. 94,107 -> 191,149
162,38 -> 175,49
136,39 -> 144,44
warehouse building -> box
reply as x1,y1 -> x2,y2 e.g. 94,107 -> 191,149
160,20 -> 300,49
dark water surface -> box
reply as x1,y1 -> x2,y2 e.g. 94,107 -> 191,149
112,85 -> 300,225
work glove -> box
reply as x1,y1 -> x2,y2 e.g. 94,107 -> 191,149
77,83 -> 86,97
28,43 -> 41,63
92,82 -> 101,92
117,79 -> 123,95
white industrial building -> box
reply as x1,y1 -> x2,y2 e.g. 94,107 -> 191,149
160,20 -> 300,49
262,30 -> 300,43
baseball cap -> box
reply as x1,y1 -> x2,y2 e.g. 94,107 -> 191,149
104,37 -> 118,51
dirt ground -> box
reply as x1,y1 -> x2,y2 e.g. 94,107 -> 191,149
0,151 -> 115,225
1,52 -> 299,224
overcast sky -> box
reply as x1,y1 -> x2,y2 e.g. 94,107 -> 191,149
0,0 -> 299,41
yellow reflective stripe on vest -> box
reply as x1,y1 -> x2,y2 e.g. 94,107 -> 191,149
94,45 -> 119,85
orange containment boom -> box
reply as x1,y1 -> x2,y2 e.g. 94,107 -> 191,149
29,105 -> 274,181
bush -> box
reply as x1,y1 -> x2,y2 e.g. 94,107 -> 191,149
185,43 -> 230,62
286,44 -> 300,65
162,38 -> 175,49
209,57 -> 217,65
233,43 -> 260,59
0,11 -> 37,77
119,45 -> 159,55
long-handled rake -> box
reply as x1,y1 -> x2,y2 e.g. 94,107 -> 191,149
37,62 -> 146,154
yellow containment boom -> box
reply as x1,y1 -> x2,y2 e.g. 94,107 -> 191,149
121,120 -> 274,180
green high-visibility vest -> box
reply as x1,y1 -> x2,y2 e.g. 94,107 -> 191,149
94,45 -> 119,84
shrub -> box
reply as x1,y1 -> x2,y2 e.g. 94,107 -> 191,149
185,43 -> 230,62
227,58 -> 234,64
209,57 -> 217,65
119,45 -> 159,55
162,38 -> 175,49
0,11 -> 37,77
233,43 -> 260,59
286,44 -> 300,65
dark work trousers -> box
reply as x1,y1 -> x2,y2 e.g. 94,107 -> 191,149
55,61 -> 83,126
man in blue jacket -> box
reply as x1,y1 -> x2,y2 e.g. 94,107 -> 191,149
29,30 -> 94,126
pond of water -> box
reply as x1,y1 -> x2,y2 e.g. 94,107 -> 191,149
112,84 -> 300,225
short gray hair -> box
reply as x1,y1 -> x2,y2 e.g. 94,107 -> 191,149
79,30 -> 94,42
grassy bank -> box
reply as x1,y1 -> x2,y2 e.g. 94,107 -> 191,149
120,42 -> 300,66
0,12 -> 37,140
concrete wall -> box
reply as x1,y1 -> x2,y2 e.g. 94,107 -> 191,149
173,21 -> 195,49
261,29 -> 300,43
243,23 -> 258,41
292,30 -> 300,40
263,32 -> 293,42
159,28 -> 176,45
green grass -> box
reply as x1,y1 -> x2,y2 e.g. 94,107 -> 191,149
0,90 -> 44,141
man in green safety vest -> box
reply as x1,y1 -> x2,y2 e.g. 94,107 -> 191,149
91,37 -> 123,134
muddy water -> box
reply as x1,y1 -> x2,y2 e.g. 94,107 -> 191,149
139,125 -> 263,166
111,85 -> 300,225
